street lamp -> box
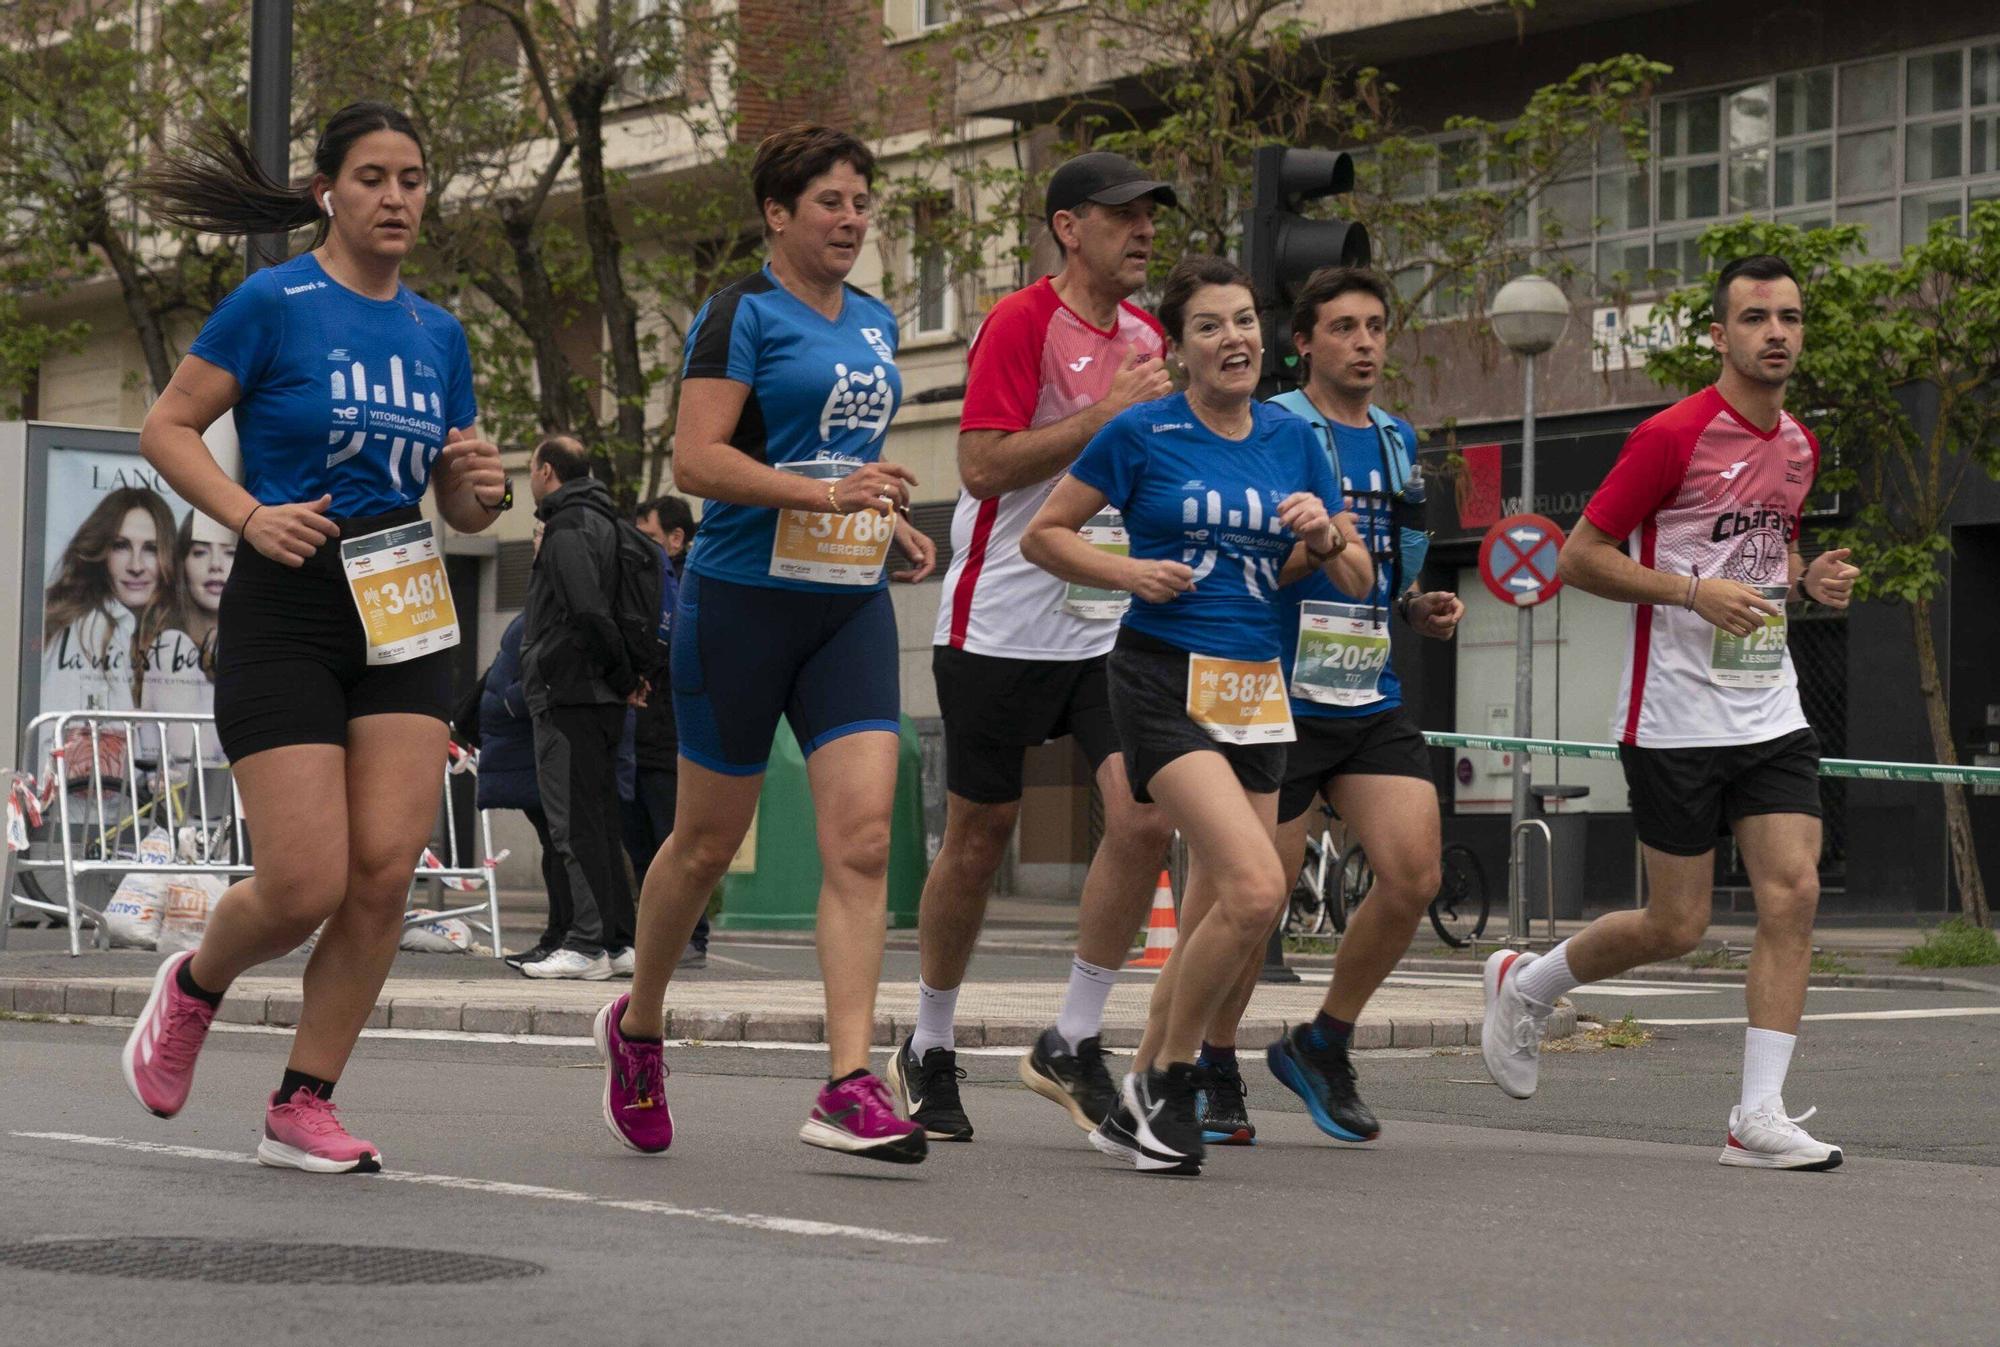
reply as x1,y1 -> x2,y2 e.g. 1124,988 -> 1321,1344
1491,275 -> 1570,944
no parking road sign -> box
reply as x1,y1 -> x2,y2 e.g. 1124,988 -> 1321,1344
1478,512 -> 1566,607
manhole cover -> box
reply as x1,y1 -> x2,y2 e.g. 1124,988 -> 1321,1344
0,1238 -> 542,1285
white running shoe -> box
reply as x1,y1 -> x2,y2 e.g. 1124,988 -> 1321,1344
1481,949 -> 1551,1099
608,948 -> 636,978
1720,1097 -> 1844,1171
521,948 -> 614,981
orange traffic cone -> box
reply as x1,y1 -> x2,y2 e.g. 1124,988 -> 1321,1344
1132,869 -> 1178,969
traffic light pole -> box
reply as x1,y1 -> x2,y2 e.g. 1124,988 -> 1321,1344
247,0 -> 293,275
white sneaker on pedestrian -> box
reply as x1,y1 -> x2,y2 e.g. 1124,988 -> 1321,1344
1481,949 -> 1551,1099
1720,1097 -> 1844,1171
521,948 -> 613,981
608,948 -> 636,978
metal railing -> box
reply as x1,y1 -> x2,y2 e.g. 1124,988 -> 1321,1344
1427,730 -> 2000,946
3,710 -> 503,959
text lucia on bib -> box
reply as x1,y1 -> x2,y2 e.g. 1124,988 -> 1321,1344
770,458 -> 893,585
341,519 -> 460,666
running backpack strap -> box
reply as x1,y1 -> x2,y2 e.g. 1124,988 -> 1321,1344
1367,406 -> 1431,593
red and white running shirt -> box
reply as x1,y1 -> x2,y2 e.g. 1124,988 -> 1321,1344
1584,385 -> 1820,748
933,277 -> 1165,658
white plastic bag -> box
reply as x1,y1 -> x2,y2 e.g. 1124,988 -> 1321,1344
103,827 -> 175,949
155,874 -> 226,955
398,908 -> 472,953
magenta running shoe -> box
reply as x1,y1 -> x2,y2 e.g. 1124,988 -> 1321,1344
121,951 -> 219,1119
799,1071 -> 928,1164
257,1088 -> 383,1174
594,994 -> 673,1154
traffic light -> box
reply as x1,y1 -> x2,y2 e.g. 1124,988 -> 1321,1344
1239,146 -> 1371,392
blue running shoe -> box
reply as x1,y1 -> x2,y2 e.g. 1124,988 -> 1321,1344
1267,1024 -> 1380,1143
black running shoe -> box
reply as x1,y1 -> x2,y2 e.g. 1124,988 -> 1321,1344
1267,1024 -> 1381,1142
885,1035 -> 973,1141
1019,1027 -> 1118,1131
1111,1064 -> 1203,1175
1196,1063 -> 1256,1145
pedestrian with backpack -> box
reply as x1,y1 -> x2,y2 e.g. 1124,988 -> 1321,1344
518,435 -> 661,980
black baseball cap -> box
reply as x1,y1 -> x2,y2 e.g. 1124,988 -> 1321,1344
1045,152 -> 1178,224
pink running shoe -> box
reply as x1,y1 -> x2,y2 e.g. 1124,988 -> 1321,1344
593,994 -> 673,1154
257,1088 -> 383,1173
799,1071 -> 927,1165
121,952 -> 219,1119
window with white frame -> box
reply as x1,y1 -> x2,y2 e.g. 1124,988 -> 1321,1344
910,194 -> 956,337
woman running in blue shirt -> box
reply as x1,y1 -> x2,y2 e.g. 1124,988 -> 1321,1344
126,103 -> 507,1173
1023,255 -> 1370,1175
595,125 -> 937,1165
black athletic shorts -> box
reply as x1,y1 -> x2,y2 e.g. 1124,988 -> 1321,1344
932,645 -> 1121,804
1277,706 -> 1435,823
1105,629 -> 1287,805
1619,727 -> 1823,857
213,505 -> 454,762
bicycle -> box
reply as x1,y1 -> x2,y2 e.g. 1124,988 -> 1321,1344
1284,803 -> 1491,948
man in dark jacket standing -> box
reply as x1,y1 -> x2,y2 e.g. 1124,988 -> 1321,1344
519,436 -> 639,980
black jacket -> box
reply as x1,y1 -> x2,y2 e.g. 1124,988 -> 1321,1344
522,476 -> 635,710
631,550 -> 684,770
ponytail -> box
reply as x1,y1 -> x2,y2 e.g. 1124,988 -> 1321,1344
142,100 -> 426,244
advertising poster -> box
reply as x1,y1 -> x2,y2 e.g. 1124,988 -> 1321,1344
16,429 -> 237,763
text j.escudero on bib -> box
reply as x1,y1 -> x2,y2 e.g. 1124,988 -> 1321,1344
1186,654 -> 1296,745
1291,599 -> 1390,707
769,458 -> 893,586
341,519 -> 460,666
1062,508 -> 1132,620
1709,583 -> 1789,688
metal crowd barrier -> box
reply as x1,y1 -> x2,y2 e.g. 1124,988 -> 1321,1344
2,710 -> 505,959
1424,730 -> 2000,947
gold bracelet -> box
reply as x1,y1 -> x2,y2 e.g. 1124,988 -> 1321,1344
825,480 -> 840,513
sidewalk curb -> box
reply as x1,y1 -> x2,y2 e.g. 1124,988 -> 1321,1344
1391,957 -> 2000,996
0,975 -> 1574,1052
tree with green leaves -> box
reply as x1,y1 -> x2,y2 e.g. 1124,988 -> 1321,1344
899,0 -> 1665,366
0,0 -> 249,407
1645,206 -> 2000,927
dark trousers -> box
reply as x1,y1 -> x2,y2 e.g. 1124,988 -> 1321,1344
520,805 -> 574,950
531,703 -> 634,956
621,765 -> 707,951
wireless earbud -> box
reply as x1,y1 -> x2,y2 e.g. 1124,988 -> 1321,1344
321,193 -> 334,218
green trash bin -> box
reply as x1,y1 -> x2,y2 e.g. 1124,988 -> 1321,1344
716,715 -> 925,931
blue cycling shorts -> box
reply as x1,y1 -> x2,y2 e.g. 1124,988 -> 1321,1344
671,569 -> 900,775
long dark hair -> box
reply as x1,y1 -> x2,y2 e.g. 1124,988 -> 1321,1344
142,101 -> 426,243
43,488 -> 181,704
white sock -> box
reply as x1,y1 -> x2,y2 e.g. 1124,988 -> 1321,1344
1740,1027 -> 1796,1113
910,979 -> 958,1057
1055,956 -> 1119,1053
1514,940 -> 1579,1009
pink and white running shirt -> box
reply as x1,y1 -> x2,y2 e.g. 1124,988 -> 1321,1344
1584,385 -> 1821,748
933,277 -> 1165,659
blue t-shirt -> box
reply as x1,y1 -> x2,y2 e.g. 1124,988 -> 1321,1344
189,253 -> 477,518
1267,392 -> 1419,718
679,266 -> 903,593
1068,393 -> 1344,662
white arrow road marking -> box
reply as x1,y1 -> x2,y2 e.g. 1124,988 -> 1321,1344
8,1132 -> 945,1246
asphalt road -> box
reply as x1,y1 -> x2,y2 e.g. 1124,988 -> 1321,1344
3,971 -> 1996,1347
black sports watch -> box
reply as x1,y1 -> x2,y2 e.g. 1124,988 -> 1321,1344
483,477 -> 513,513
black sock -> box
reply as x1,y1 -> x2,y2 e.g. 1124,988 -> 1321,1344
1197,1042 -> 1238,1072
174,957 -> 224,1008
829,1067 -> 871,1087
1306,1012 -> 1354,1050
275,1069 -> 336,1104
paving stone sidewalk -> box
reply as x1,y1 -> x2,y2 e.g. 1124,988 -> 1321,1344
0,970 -> 1574,1051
